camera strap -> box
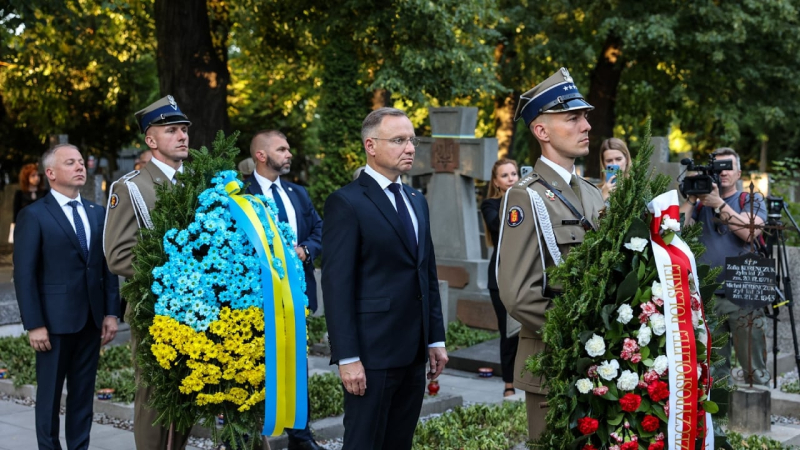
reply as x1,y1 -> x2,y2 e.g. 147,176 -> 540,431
535,177 -> 594,231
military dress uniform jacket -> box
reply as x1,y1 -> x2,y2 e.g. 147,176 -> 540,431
103,160 -> 171,279
497,159 -> 603,392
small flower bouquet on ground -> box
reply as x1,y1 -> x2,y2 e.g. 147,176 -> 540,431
528,128 -> 731,450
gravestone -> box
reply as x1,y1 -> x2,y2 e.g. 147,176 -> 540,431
649,137 -> 684,194
410,107 -> 498,329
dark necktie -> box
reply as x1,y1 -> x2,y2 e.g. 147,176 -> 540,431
270,184 -> 289,224
570,174 -> 583,202
67,200 -> 89,259
387,183 -> 417,250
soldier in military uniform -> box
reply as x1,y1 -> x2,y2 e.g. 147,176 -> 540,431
496,68 -> 604,440
103,95 -> 191,449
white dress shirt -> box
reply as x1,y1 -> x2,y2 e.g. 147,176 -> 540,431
150,157 -> 184,184
540,156 -> 576,185
50,189 -> 91,248
363,164 -> 418,242
253,171 -> 298,245
338,165 -> 443,366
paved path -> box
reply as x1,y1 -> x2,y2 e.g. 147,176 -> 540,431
0,354 -> 516,450
0,398 -> 205,450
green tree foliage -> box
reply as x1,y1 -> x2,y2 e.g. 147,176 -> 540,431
0,1 -> 157,169
511,0 -> 800,175
229,0 -> 503,210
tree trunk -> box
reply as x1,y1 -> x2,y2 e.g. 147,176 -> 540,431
371,89 -> 391,109
493,41 -> 518,160
494,91 -> 517,160
586,35 -> 624,178
154,0 -> 230,150
759,139 -> 768,172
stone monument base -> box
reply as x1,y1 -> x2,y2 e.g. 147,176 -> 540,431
729,387 -> 771,433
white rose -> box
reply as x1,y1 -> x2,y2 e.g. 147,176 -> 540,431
616,304 -> 634,325
576,378 -> 593,394
597,360 -> 620,381
623,237 -> 648,252
585,334 -> 606,357
661,215 -> 681,232
637,323 -> 652,346
616,370 -> 639,391
650,313 -> 667,336
651,281 -> 663,299
653,355 -> 669,375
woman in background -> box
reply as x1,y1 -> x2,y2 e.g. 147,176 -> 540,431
480,158 -> 519,397
597,138 -> 632,202
13,163 -> 47,222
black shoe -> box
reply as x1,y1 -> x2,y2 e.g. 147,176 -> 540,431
287,439 -> 327,450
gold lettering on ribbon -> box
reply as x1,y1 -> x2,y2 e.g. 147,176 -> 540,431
671,328 -> 696,446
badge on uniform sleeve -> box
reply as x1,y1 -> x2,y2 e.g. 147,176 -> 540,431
507,206 -> 524,227
545,190 -> 556,201
109,193 -> 119,209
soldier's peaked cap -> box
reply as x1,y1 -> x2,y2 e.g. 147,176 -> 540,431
514,68 -> 594,126
134,95 -> 191,133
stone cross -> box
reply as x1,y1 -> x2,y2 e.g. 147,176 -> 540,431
410,107 -> 498,327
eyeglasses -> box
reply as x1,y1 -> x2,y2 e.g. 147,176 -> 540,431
370,137 -> 421,147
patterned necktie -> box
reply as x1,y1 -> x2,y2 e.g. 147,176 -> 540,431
67,200 -> 89,259
570,174 -> 583,202
387,183 -> 417,250
270,184 -> 289,224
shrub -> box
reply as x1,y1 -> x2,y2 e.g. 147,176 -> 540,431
726,431 -> 798,450
0,334 -> 36,386
445,320 -> 499,352
307,315 -> 327,347
0,335 -> 135,402
308,372 -> 344,420
412,401 -> 527,449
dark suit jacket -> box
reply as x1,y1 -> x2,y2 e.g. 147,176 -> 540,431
480,197 -> 502,292
246,176 -> 323,311
321,172 -> 446,370
13,192 -> 120,334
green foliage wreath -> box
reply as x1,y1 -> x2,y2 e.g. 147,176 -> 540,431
528,125 -> 732,449
120,132 -> 267,445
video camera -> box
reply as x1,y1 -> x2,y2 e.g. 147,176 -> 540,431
767,196 -> 785,220
679,155 -> 733,197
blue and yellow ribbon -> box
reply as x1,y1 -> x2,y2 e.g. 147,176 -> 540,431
223,176 -> 308,436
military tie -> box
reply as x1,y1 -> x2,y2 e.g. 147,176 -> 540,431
67,200 -> 89,259
270,184 -> 290,224
570,174 -> 583,203
387,183 -> 417,250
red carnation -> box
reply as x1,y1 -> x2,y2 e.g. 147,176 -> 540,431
649,441 -> 665,450
619,393 -> 642,412
581,445 -> 598,450
641,415 -> 660,432
621,442 -> 638,450
577,417 -> 599,435
648,380 -> 670,402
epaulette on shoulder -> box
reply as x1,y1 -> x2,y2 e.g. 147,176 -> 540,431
120,170 -> 141,182
515,173 -> 541,188
579,176 -> 601,192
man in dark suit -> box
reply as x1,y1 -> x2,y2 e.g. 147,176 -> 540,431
14,144 -> 121,450
247,130 -> 324,450
322,107 -> 448,450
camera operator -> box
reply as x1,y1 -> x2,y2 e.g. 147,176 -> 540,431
679,147 -> 769,385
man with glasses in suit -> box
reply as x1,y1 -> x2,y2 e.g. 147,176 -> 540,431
322,107 -> 448,450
